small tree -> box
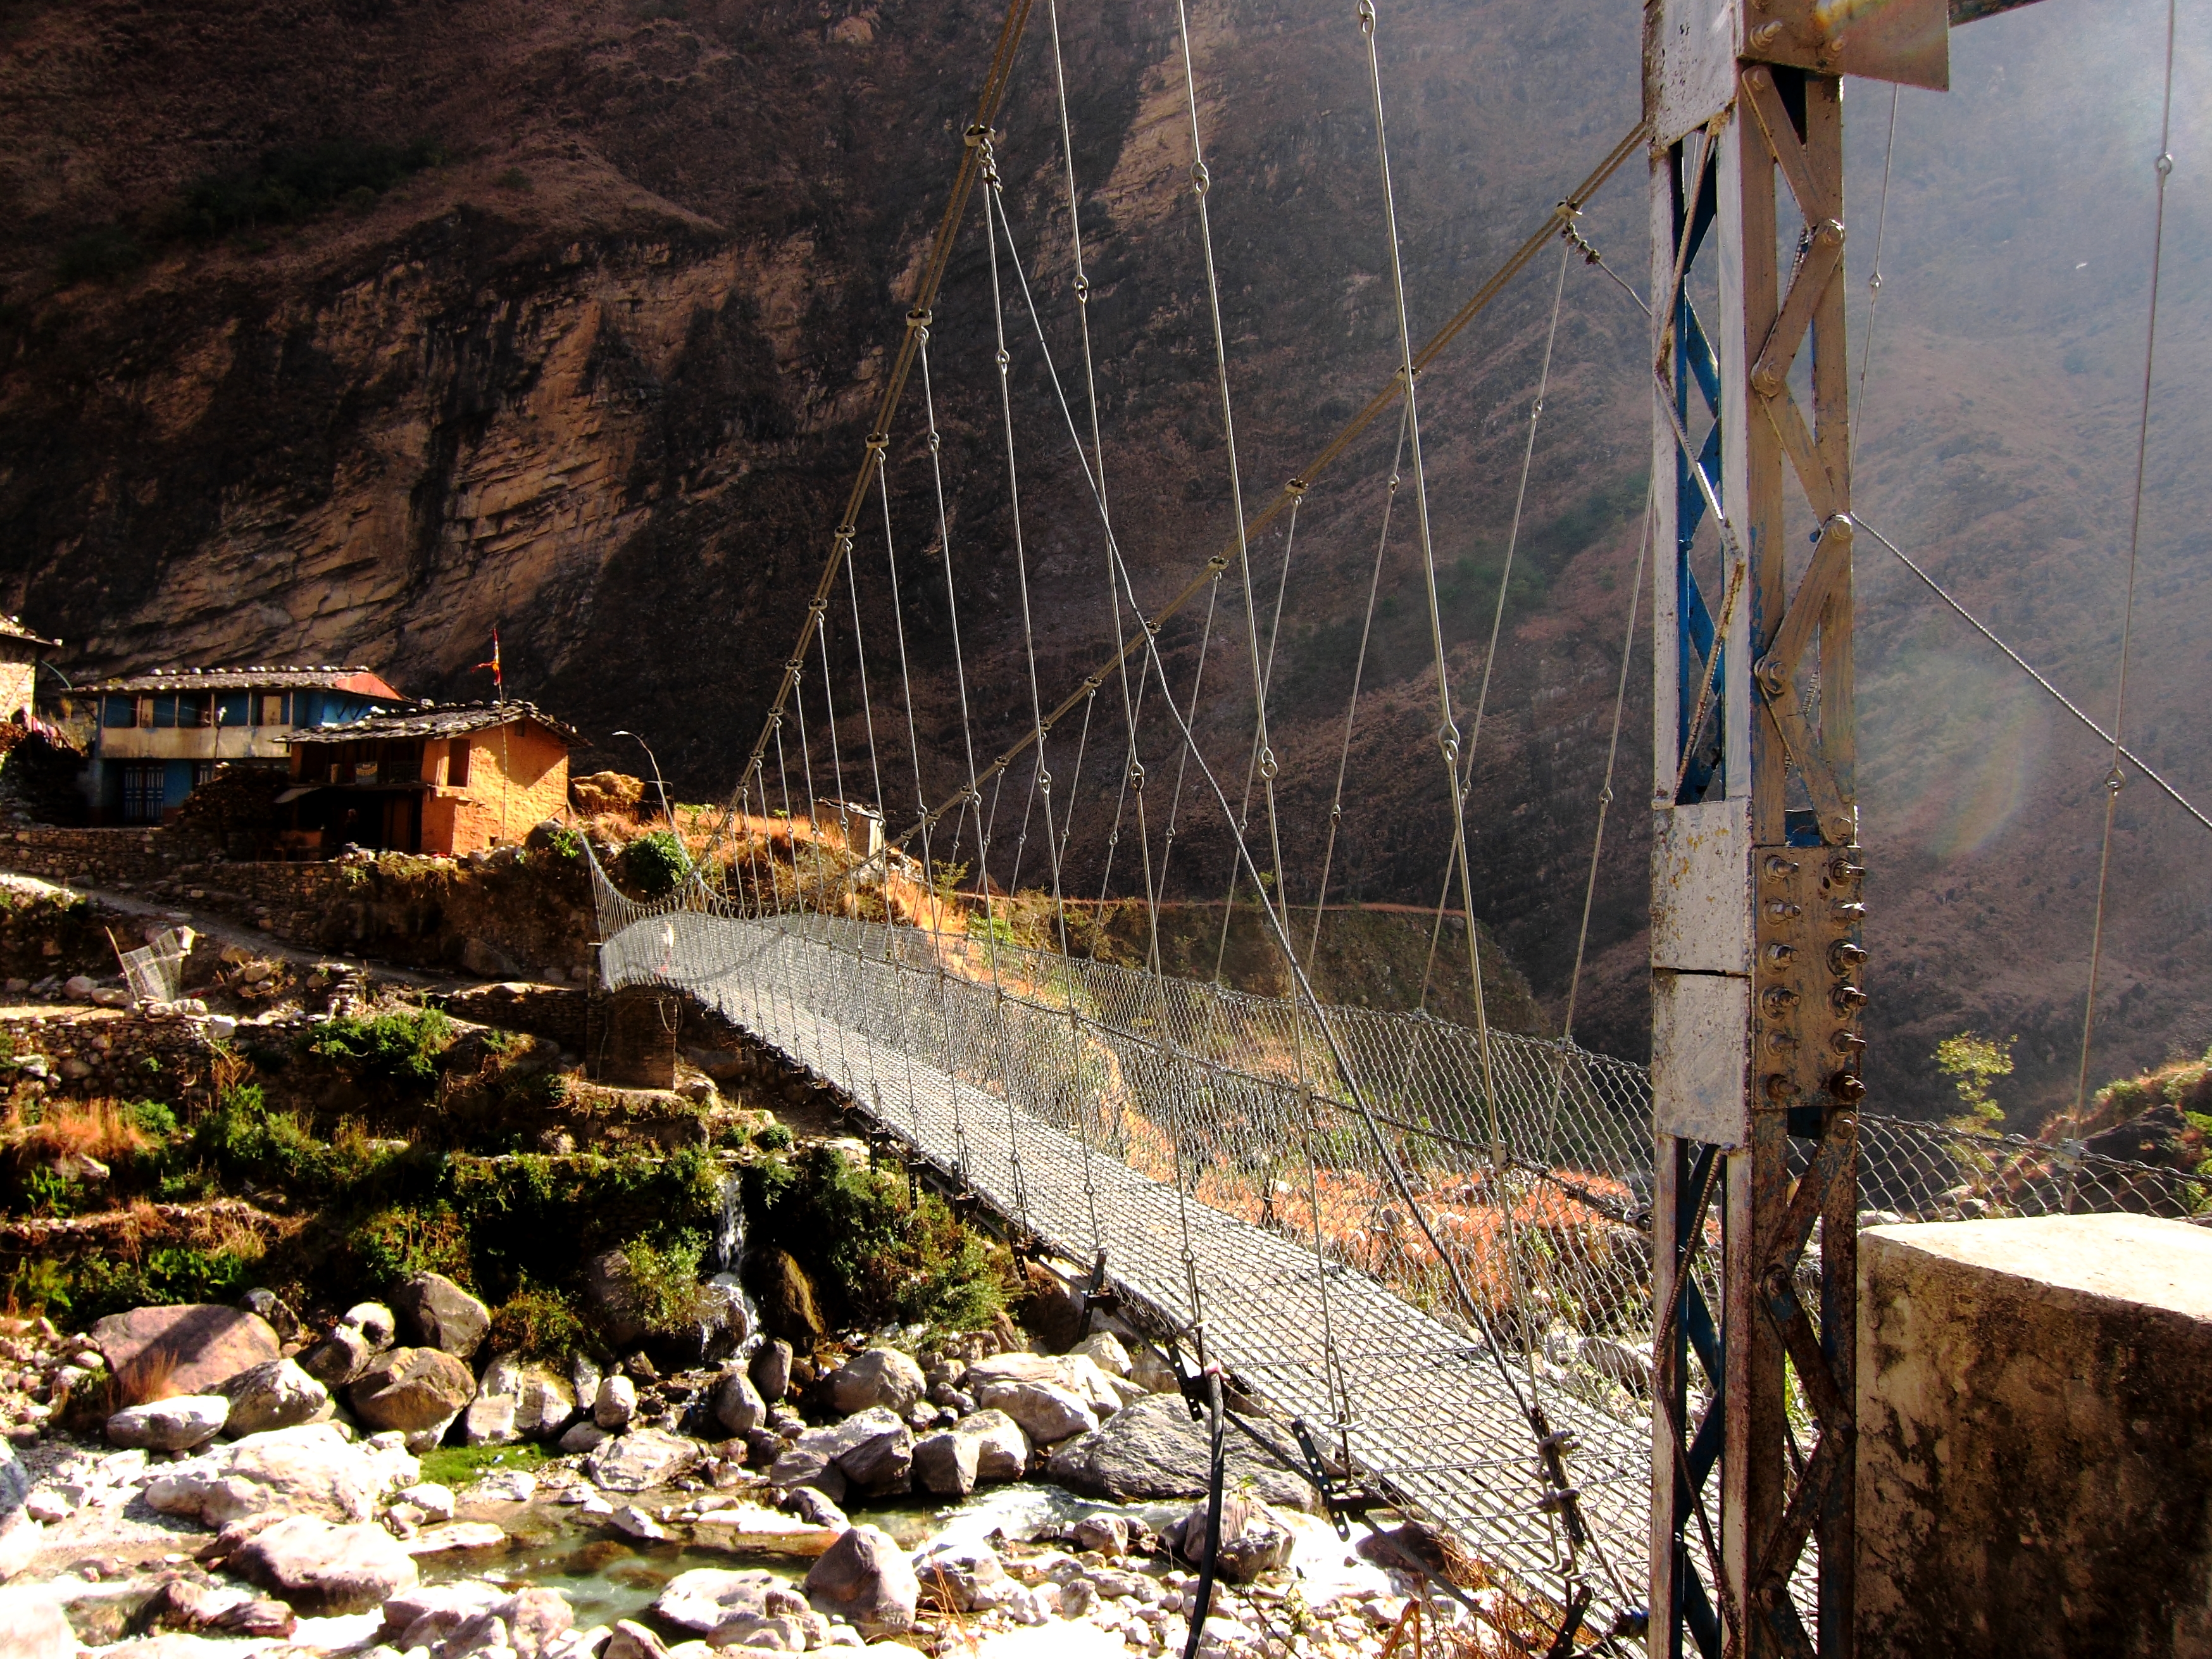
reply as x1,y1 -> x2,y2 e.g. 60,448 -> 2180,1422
1935,1032 -> 2015,1132
622,830 -> 689,898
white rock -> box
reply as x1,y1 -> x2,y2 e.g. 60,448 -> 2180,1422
608,1504 -> 665,1542
145,1421 -> 418,1525
394,1483 -> 456,1522
592,1376 -> 636,1431
0,1586 -> 73,1659
106,1395 -> 231,1451
464,1468 -> 537,1504
1072,1333 -> 1132,1379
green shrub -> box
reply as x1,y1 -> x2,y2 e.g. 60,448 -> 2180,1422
349,1202 -> 472,1288
753,1146 -> 1011,1333
495,166 -> 532,192
69,1244 -> 256,1322
4,1257 -> 72,1317
303,1006 -> 454,1091
124,1099 -> 178,1138
618,1231 -> 711,1332
550,827 -> 585,860
622,832 -> 689,898
486,1279 -> 592,1360
193,1084 -> 330,1187
753,1122 -> 794,1153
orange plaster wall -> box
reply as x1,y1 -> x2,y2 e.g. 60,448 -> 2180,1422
422,723 -> 571,855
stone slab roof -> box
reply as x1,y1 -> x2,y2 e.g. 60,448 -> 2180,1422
280,699 -> 583,747
81,666 -> 406,698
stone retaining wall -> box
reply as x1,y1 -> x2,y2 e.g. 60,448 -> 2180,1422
1,1008 -> 224,1113
0,828 -> 597,984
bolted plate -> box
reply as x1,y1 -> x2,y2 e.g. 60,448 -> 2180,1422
1740,0 -> 1949,90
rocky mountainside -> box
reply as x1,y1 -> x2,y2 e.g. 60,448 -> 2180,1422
1,0 -> 2206,1122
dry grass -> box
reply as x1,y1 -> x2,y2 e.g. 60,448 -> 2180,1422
8,1097 -> 154,1166
112,1344 -> 182,1408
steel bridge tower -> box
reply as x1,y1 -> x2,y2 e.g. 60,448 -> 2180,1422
1642,0 -> 2038,1652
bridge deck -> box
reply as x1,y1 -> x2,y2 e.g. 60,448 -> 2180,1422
611,911 -> 1650,1615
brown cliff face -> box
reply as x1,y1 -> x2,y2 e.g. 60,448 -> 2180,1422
3,0 -> 2208,1122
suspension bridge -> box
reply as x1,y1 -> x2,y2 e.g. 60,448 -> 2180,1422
580,0 -> 2199,1651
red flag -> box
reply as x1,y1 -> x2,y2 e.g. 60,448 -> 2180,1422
475,627 -> 504,700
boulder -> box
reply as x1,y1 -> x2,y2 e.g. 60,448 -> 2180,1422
406,1522 -> 510,1556
829,1348 -> 924,1417
232,1513 -> 420,1613
461,1393 -> 520,1446
466,1467 -> 539,1504
913,1541 -> 1012,1613
106,1395 -> 229,1451
349,1348 -> 477,1448
583,1427 -> 700,1493
967,1352 -> 1123,1415
802,1524 -> 918,1635
593,1374 -> 637,1430
767,1409 -> 910,1496
749,1340 -> 793,1404
501,1587 -> 575,1659
0,1586 -> 72,1659
911,1430 -> 979,1499
217,1358 -> 330,1437
601,1620 -> 666,1659
649,1568 -> 792,1634
511,1365 -> 579,1440
395,1274 -> 491,1359
395,1482 -> 456,1522
144,1421 -> 418,1525
1045,1393 -> 1311,1508
959,1408 -> 1031,1482
342,1302 -> 397,1349
91,1305 -> 281,1396
1176,1493 -> 1292,1584
380,1580 -> 503,1642
241,1289 -> 304,1344
755,1251 -> 825,1346
581,1252 -> 653,1351
1072,1332 -> 1132,1379
1126,1341 -> 1180,1396
300,1325 -> 375,1389
1070,1513 -> 1130,1556
557,1422 -> 608,1455
970,1375 -> 1094,1445
713,1369 -> 765,1437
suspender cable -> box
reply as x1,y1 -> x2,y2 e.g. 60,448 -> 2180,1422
1415,237 -> 1573,1011
736,0 -> 1039,803
1308,402 -> 1411,965
2071,0 -> 2177,1130
1213,494 -> 1304,984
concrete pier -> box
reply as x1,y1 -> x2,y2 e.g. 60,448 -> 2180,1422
1858,1213 -> 2212,1658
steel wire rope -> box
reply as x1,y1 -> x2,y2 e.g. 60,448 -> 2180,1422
1157,14 -> 1333,1505
872,447 -> 935,1148
1849,85 -> 1901,480
1535,484 -> 1653,1162
734,0 -> 1040,806
980,141 -> 1589,1594
1155,577 -> 1222,901
1306,402 -> 1412,967
1169,0 -> 1294,975
1043,0 -> 1128,1254
840,517 -> 895,1110
1353,0 -> 1601,1600
1211,494 -> 1304,984
1851,520 -> 2210,834
809,605 -> 869,1099
1412,237 -> 1575,1014
922,324 -> 988,1184
802,129 -> 1649,902
2071,0 -> 2178,1132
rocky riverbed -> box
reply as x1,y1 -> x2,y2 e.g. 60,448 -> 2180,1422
0,1286 -> 1490,1658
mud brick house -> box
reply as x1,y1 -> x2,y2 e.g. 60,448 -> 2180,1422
280,701 -> 580,857
0,617 -> 59,726
82,665 -> 408,824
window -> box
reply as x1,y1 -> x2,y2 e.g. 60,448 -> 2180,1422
180,694 -> 211,728
354,760 -> 380,785
121,764 -> 163,824
102,696 -> 134,728
193,762 -> 217,788
449,739 -> 472,787
135,697 -> 154,729
328,761 -> 344,784
216,693 -> 249,727
259,694 -> 285,727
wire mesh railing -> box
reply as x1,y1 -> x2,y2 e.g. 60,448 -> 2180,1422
588,861 -> 2210,1631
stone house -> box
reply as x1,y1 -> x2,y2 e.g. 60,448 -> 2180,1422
80,665 -> 408,825
0,617 -> 59,727
280,701 -> 580,857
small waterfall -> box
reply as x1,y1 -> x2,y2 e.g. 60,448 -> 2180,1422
704,1166 -> 764,1363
